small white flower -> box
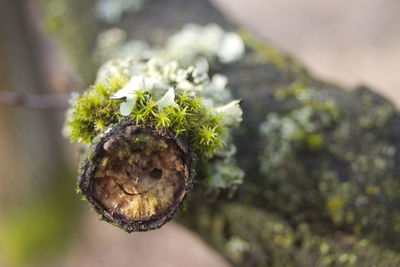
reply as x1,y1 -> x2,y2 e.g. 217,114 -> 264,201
110,85 -> 137,100
218,32 -> 245,64
111,75 -> 163,116
119,98 -> 135,116
216,100 -> 243,128
156,87 -> 177,110
111,75 -> 162,100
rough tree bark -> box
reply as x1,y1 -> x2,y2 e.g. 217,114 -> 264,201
39,0 -> 400,266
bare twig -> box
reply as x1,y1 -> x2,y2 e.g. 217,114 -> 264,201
0,91 -> 70,109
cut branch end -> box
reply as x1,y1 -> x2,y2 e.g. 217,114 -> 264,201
79,121 -> 192,232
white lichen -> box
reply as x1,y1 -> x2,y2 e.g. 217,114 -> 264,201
218,32 -> 245,64
95,0 -> 145,24
216,100 -> 243,128
95,23 -> 245,67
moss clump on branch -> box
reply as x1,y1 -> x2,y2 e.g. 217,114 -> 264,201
63,76 -> 125,143
64,64 -> 236,157
64,37 -> 244,230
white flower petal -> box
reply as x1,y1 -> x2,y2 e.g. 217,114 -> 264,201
110,86 -> 135,99
111,75 -> 163,100
128,76 -> 146,91
156,87 -> 176,110
142,76 -> 147,90
119,99 -> 135,116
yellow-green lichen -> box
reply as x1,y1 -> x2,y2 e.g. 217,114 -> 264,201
258,82 -> 400,248
183,203 -> 400,266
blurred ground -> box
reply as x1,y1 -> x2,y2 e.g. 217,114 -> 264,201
44,215 -> 229,267
47,1 -> 400,266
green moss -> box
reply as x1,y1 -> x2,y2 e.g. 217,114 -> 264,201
64,76 -> 126,143
65,75 -> 228,158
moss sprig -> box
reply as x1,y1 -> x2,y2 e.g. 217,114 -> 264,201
64,73 -> 230,157
64,75 -> 127,143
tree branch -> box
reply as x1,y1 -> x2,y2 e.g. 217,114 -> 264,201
0,90 -> 70,109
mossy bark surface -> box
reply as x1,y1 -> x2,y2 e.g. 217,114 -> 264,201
180,202 -> 400,267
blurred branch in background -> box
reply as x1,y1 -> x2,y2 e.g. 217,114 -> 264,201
0,91 -> 70,109
0,0 -> 82,264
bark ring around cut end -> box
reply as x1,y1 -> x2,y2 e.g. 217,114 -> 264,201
78,121 -> 192,232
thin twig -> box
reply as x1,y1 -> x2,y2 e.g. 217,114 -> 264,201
0,91 -> 70,109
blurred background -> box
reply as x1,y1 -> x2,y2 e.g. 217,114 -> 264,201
0,0 -> 398,266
